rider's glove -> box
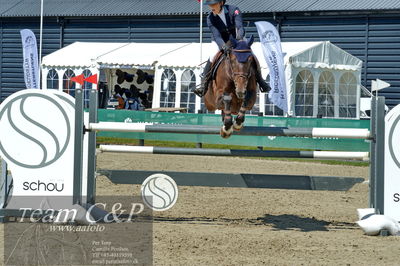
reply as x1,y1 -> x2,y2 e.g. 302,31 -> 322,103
221,43 -> 230,54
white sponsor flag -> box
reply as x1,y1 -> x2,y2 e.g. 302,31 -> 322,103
20,29 -> 39,89
255,21 -> 288,113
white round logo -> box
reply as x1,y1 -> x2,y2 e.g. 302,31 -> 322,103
141,174 -> 178,211
388,114 -> 400,169
0,91 -> 72,169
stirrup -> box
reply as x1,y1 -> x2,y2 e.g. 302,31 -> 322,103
193,85 -> 205,97
258,80 -> 271,93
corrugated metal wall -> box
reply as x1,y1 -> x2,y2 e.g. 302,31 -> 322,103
0,18 -> 60,99
0,13 -> 399,107
62,18 -> 129,44
367,15 -> 400,107
236,13 -> 400,108
266,14 -> 400,107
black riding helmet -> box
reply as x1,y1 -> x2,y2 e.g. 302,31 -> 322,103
203,0 -> 226,5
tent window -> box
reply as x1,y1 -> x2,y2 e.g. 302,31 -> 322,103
83,69 -> 93,108
160,69 -> 176,108
318,71 -> 335,118
295,70 -> 314,117
339,72 -> 357,118
47,69 -> 59,90
264,95 -> 283,116
63,69 -> 76,97
180,70 -> 196,113
248,91 -> 260,116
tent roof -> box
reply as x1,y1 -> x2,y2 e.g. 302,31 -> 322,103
156,41 -> 325,69
41,42 -> 127,68
287,41 -> 363,70
42,41 -> 362,71
96,42 -> 191,68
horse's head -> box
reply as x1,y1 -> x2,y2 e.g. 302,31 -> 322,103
228,35 -> 255,100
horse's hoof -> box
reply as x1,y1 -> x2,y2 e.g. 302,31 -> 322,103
233,121 -> 244,131
220,126 -> 233,138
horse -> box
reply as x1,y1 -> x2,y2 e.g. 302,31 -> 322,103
204,35 -> 258,138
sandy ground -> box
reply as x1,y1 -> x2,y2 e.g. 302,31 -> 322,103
95,153 -> 399,266
1,154 -> 399,265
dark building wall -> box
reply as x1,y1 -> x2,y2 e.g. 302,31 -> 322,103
1,13 -> 399,107
0,17 -> 60,99
275,14 -> 400,107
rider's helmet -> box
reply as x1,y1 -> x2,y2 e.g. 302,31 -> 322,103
203,0 -> 225,5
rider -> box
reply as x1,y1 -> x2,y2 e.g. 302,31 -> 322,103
194,0 -> 271,97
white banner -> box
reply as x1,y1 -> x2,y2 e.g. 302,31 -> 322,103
0,90 -> 88,209
20,29 -> 39,89
255,21 -> 288,113
385,104 -> 400,221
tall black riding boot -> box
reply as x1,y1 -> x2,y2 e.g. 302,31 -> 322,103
194,60 -> 212,97
256,72 -> 271,92
255,70 -> 271,93
253,57 -> 271,93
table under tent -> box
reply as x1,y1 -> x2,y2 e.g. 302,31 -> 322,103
41,41 -> 362,118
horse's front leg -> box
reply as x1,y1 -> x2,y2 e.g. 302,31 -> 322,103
233,92 -> 252,131
220,92 -> 233,138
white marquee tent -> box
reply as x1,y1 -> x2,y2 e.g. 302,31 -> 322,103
42,41 -> 362,118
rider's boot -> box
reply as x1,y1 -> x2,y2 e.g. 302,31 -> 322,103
254,57 -> 271,93
194,59 -> 212,97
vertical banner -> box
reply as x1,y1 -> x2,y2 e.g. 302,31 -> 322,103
20,29 -> 39,89
0,90 -> 89,210
255,21 -> 288,113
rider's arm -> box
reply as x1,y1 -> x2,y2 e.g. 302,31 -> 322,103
232,6 -> 244,40
207,15 -> 225,50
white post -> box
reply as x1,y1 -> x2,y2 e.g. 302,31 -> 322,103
152,66 -> 162,108
41,68 -> 48,89
175,69 -> 183,108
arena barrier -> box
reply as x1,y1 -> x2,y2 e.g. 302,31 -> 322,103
0,87 -> 398,222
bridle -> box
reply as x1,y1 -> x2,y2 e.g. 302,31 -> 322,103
225,49 -> 253,81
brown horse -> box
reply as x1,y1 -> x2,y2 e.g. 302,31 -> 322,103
204,36 -> 258,138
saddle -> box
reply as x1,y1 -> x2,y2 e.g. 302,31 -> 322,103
207,51 -> 225,82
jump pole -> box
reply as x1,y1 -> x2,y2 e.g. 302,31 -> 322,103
88,122 -> 371,139
97,145 -> 370,161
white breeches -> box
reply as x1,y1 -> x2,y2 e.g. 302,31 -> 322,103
207,42 -> 221,63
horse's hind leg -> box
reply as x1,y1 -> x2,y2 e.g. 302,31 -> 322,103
233,106 -> 246,131
220,93 -> 233,138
